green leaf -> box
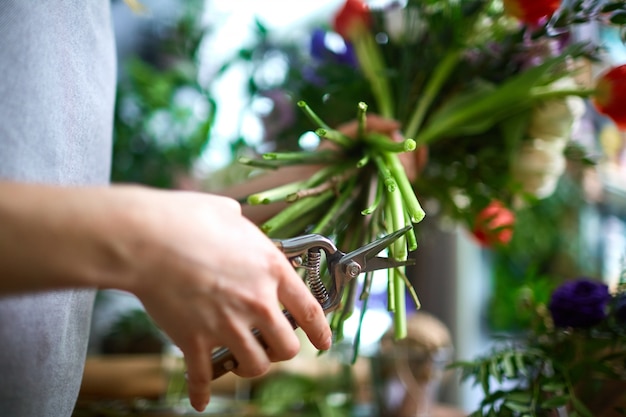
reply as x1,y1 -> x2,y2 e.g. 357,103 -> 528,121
490,357 -> 502,383
415,52 -> 572,145
502,353 -> 516,378
504,400 -> 531,413
541,395 -> 570,409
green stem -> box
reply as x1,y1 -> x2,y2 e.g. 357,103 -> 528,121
383,152 -> 425,223
404,209 -> 418,251
247,180 -> 309,205
384,202 -> 396,313
357,101 -> 368,139
247,164 -> 344,204
361,176 -> 383,215
315,128 -> 354,148
262,150 -> 340,164
388,185 -> 407,260
364,132 -> 416,153
297,100 -> 330,129
405,50 -> 461,139
393,269 -> 407,340
373,154 -> 397,192
353,35 -> 393,118
261,190 -> 334,236
311,179 -> 357,235
530,87 -> 595,100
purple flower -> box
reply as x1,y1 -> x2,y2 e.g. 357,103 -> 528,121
310,28 -> 358,67
548,278 -> 610,328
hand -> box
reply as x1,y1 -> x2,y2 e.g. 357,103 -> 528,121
335,114 -> 428,182
94,187 -> 332,411
0,181 -> 331,413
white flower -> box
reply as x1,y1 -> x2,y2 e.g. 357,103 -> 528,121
528,80 -> 587,141
511,138 -> 567,199
383,3 -> 425,43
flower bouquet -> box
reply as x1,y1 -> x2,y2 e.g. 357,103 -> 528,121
219,0 -> 626,346
454,277 -> 626,416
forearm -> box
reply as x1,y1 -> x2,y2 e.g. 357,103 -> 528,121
0,181 -> 136,294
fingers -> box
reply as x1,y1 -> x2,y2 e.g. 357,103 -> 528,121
182,337 -> 212,412
277,269 -> 332,351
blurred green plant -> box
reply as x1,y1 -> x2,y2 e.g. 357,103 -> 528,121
111,0 -> 215,189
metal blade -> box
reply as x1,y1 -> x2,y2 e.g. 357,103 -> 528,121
363,256 -> 415,272
340,225 -> 413,270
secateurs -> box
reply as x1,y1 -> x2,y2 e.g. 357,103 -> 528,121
211,225 -> 415,379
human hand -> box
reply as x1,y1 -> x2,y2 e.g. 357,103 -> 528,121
335,114 -> 428,182
111,187 -> 331,411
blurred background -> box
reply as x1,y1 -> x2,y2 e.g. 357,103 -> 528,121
78,1 -> 626,416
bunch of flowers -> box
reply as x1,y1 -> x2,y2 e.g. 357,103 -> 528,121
455,277 -> 626,416
217,0 -> 626,343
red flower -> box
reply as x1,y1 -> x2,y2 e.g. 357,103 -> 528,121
502,0 -> 561,25
593,64 -> 626,131
472,201 -> 515,247
333,0 -> 372,40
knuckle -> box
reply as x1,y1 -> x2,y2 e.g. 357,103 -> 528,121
298,300 -> 323,326
237,358 -> 270,378
280,337 -> 300,360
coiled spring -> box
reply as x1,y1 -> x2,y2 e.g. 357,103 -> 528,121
306,248 -> 329,305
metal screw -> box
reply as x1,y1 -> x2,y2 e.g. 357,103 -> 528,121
345,261 -> 361,278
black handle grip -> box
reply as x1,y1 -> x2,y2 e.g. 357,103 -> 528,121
211,310 -> 299,380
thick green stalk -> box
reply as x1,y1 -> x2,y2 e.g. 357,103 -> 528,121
353,35 -> 393,118
405,50 -> 461,139
383,152 -> 425,223
261,190 -> 334,235
315,128 -> 354,148
392,269 -> 407,340
247,180 -> 309,205
364,132 -> 416,153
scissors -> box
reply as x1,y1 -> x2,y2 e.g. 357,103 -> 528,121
210,226 -> 415,379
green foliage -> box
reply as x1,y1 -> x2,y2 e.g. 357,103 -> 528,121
111,0 -> 214,189
453,281 -> 626,416
252,370 -> 353,417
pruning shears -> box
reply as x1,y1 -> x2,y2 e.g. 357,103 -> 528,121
210,226 -> 414,379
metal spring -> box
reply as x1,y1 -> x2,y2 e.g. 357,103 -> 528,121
306,249 -> 329,305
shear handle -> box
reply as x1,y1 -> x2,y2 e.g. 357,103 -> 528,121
272,234 -> 338,259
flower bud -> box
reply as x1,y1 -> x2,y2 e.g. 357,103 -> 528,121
502,0 -> 561,25
333,0 -> 372,40
593,64 -> 626,131
471,200 -> 515,247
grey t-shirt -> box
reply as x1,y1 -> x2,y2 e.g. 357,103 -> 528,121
0,1 -> 116,416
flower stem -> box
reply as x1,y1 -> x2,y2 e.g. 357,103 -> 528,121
262,150 -> 340,164
405,50 -> 461,139
315,128 -> 354,148
353,35 -> 393,118
383,152 -> 425,223
297,100 -> 331,129
364,132 -> 416,153
261,190 -> 334,235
